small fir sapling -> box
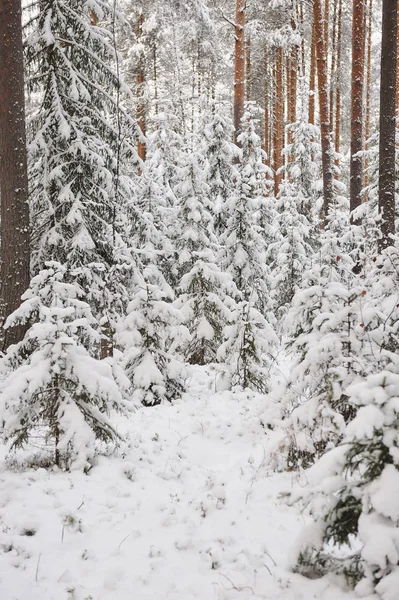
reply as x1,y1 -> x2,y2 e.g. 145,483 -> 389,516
174,149 -> 238,365
203,106 -> 238,236
221,104 -> 272,312
0,263 -> 129,469
121,268 -> 187,407
178,249 -> 237,365
277,197 -> 367,468
217,298 -> 277,393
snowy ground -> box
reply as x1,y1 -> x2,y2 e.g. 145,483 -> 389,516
0,367 -> 358,600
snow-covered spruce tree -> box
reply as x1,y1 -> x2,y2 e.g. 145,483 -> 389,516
0,263 -> 128,469
268,113 -> 319,322
275,196 -> 368,469
295,371 -> 399,598
203,104 -> 238,237
120,267 -> 187,406
26,0 -> 139,321
218,104 -> 277,392
221,103 -> 272,310
174,151 -> 237,365
269,178 -> 314,323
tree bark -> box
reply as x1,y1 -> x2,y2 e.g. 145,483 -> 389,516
309,15 -> 317,124
350,0 -> 366,219
0,0 -> 30,352
234,0 -> 246,145
396,0 -> 399,116
364,0 -> 373,193
264,48 -> 270,164
329,0 -> 337,134
335,0 -> 342,154
378,0 -> 397,250
274,47 -> 284,196
314,0 -> 334,220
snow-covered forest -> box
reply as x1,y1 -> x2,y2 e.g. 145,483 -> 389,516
0,0 -> 398,598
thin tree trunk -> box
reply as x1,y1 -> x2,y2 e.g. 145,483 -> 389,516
234,0 -> 246,144
289,45 -> 298,125
0,0 -> 30,352
324,0 -> 330,64
350,0 -> 366,219
246,38 -> 251,101
274,47 -> 284,196
396,0 -> 399,116
330,0 -> 337,134
335,0 -> 342,154
309,15 -> 317,124
378,0 -> 397,250
364,0 -> 373,193
153,42 -> 158,116
136,12 -> 146,162
314,0 -> 334,220
299,1 -> 306,78
264,48 -> 270,164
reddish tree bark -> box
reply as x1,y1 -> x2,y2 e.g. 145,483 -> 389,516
330,0 -> 337,134
378,0 -> 397,250
274,47 -> 284,196
0,0 -> 30,351
314,0 -> 334,220
234,0 -> 246,145
350,0 -> 366,219
335,0 -> 343,154
309,16 -> 317,125
396,0 -> 399,116
364,0 -> 373,193
264,48 -> 270,164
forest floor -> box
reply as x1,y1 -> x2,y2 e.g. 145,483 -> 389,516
0,366 -> 358,600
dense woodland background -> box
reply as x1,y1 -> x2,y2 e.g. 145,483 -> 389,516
1,0 -> 399,598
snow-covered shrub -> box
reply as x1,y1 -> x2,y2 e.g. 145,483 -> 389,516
121,269 -> 186,406
222,104 -> 272,313
295,371 -> 399,599
178,249 -> 237,365
218,299 -> 276,394
276,197 -> 367,468
203,105 -> 238,237
0,263 -> 128,469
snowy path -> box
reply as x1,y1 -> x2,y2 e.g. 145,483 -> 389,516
0,367 -> 356,600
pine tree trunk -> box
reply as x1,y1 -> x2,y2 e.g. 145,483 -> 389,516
274,47 -> 284,196
350,0 -> 366,219
396,1 -> 399,116
289,45 -> 298,126
0,0 -> 30,352
309,15 -> 317,124
324,0 -> 330,66
335,0 -> 343,154
378,0 -> 397,250
314,0 -> 334,220
136,12 -> 146,162
264,48 -> 270,164
330,0 -> 338,134
299,2 -> 306,78
364,0 -> 373,193
234,0 -> 246,145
